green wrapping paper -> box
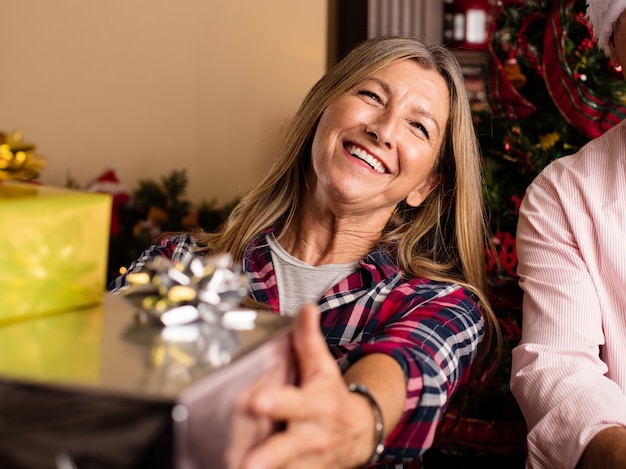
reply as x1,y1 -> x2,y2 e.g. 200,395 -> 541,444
0,181 -> 111,324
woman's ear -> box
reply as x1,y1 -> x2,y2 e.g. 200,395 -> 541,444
405,173 -> 441,208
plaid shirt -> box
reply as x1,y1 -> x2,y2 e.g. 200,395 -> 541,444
109,229 -> 484,468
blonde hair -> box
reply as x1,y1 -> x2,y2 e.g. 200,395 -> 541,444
197,36 -> 499,358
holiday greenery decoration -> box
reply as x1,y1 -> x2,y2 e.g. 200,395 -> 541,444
106,169 -> 238,285
429,0 -> 626,465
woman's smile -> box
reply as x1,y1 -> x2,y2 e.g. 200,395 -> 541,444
344,143 -> 387,174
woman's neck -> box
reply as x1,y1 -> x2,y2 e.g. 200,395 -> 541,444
277,200 -> 388,266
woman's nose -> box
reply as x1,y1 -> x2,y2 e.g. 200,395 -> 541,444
365,112 -> 396,148
367,128 -> 380,141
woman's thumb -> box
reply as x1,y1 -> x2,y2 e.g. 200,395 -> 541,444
292,304 -> 334,381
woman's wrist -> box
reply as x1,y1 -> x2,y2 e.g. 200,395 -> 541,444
348,382 -> 385,465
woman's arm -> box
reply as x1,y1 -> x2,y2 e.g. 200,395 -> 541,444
335,282 -> 484,461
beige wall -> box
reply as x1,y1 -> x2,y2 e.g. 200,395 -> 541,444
1,1 -> 327,206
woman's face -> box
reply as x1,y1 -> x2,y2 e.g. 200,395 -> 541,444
309,58 -> 449,218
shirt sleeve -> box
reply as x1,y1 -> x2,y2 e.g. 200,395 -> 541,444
511,175 -> 626,469
107,234 -> 196,292
340,282 -> 484,463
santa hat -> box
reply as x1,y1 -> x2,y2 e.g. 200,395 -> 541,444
586,0 -> 626,54
87,168 -> 130,237
87,168 -> 128,195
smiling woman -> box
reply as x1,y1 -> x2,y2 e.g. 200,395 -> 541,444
109,36 -> 500,469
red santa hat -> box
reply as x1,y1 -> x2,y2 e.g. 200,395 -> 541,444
586,0 -> 626,54
87,168 -> 128,195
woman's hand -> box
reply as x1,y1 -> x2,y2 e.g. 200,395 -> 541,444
240,304 -> 380,469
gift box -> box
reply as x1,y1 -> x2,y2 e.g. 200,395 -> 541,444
0,293 -> 296,469
0,181 -> 112,324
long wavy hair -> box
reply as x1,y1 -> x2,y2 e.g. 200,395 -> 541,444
196,36 -> 500,360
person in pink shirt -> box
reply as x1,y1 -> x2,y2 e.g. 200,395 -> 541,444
511,1 -> 626,468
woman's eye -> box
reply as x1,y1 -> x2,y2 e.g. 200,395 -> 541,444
411,122 -> 430,139
358,90 -> 382,103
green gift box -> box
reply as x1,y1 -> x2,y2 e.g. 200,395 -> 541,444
0,181 -> 112,324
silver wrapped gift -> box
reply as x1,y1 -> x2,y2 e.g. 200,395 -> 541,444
0,254 -> 296,469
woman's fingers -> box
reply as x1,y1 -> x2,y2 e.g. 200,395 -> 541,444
241,420 -> 333,469
248,383 -> 311,421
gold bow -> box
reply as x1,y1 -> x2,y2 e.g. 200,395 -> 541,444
0,131 -> 46,180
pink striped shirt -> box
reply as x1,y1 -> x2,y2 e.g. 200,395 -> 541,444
511,120 -> 626,469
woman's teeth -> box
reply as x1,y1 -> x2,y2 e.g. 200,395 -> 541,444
345,145 -> 385,173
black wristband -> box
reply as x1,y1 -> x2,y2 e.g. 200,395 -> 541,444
348,382 -> 385,465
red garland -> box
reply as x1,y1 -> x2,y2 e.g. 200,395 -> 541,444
486,5 -> 537,120
542,0 -> 626,139
517,12 -> 546,77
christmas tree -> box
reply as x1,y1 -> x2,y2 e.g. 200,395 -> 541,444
429,0 -> 626,465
